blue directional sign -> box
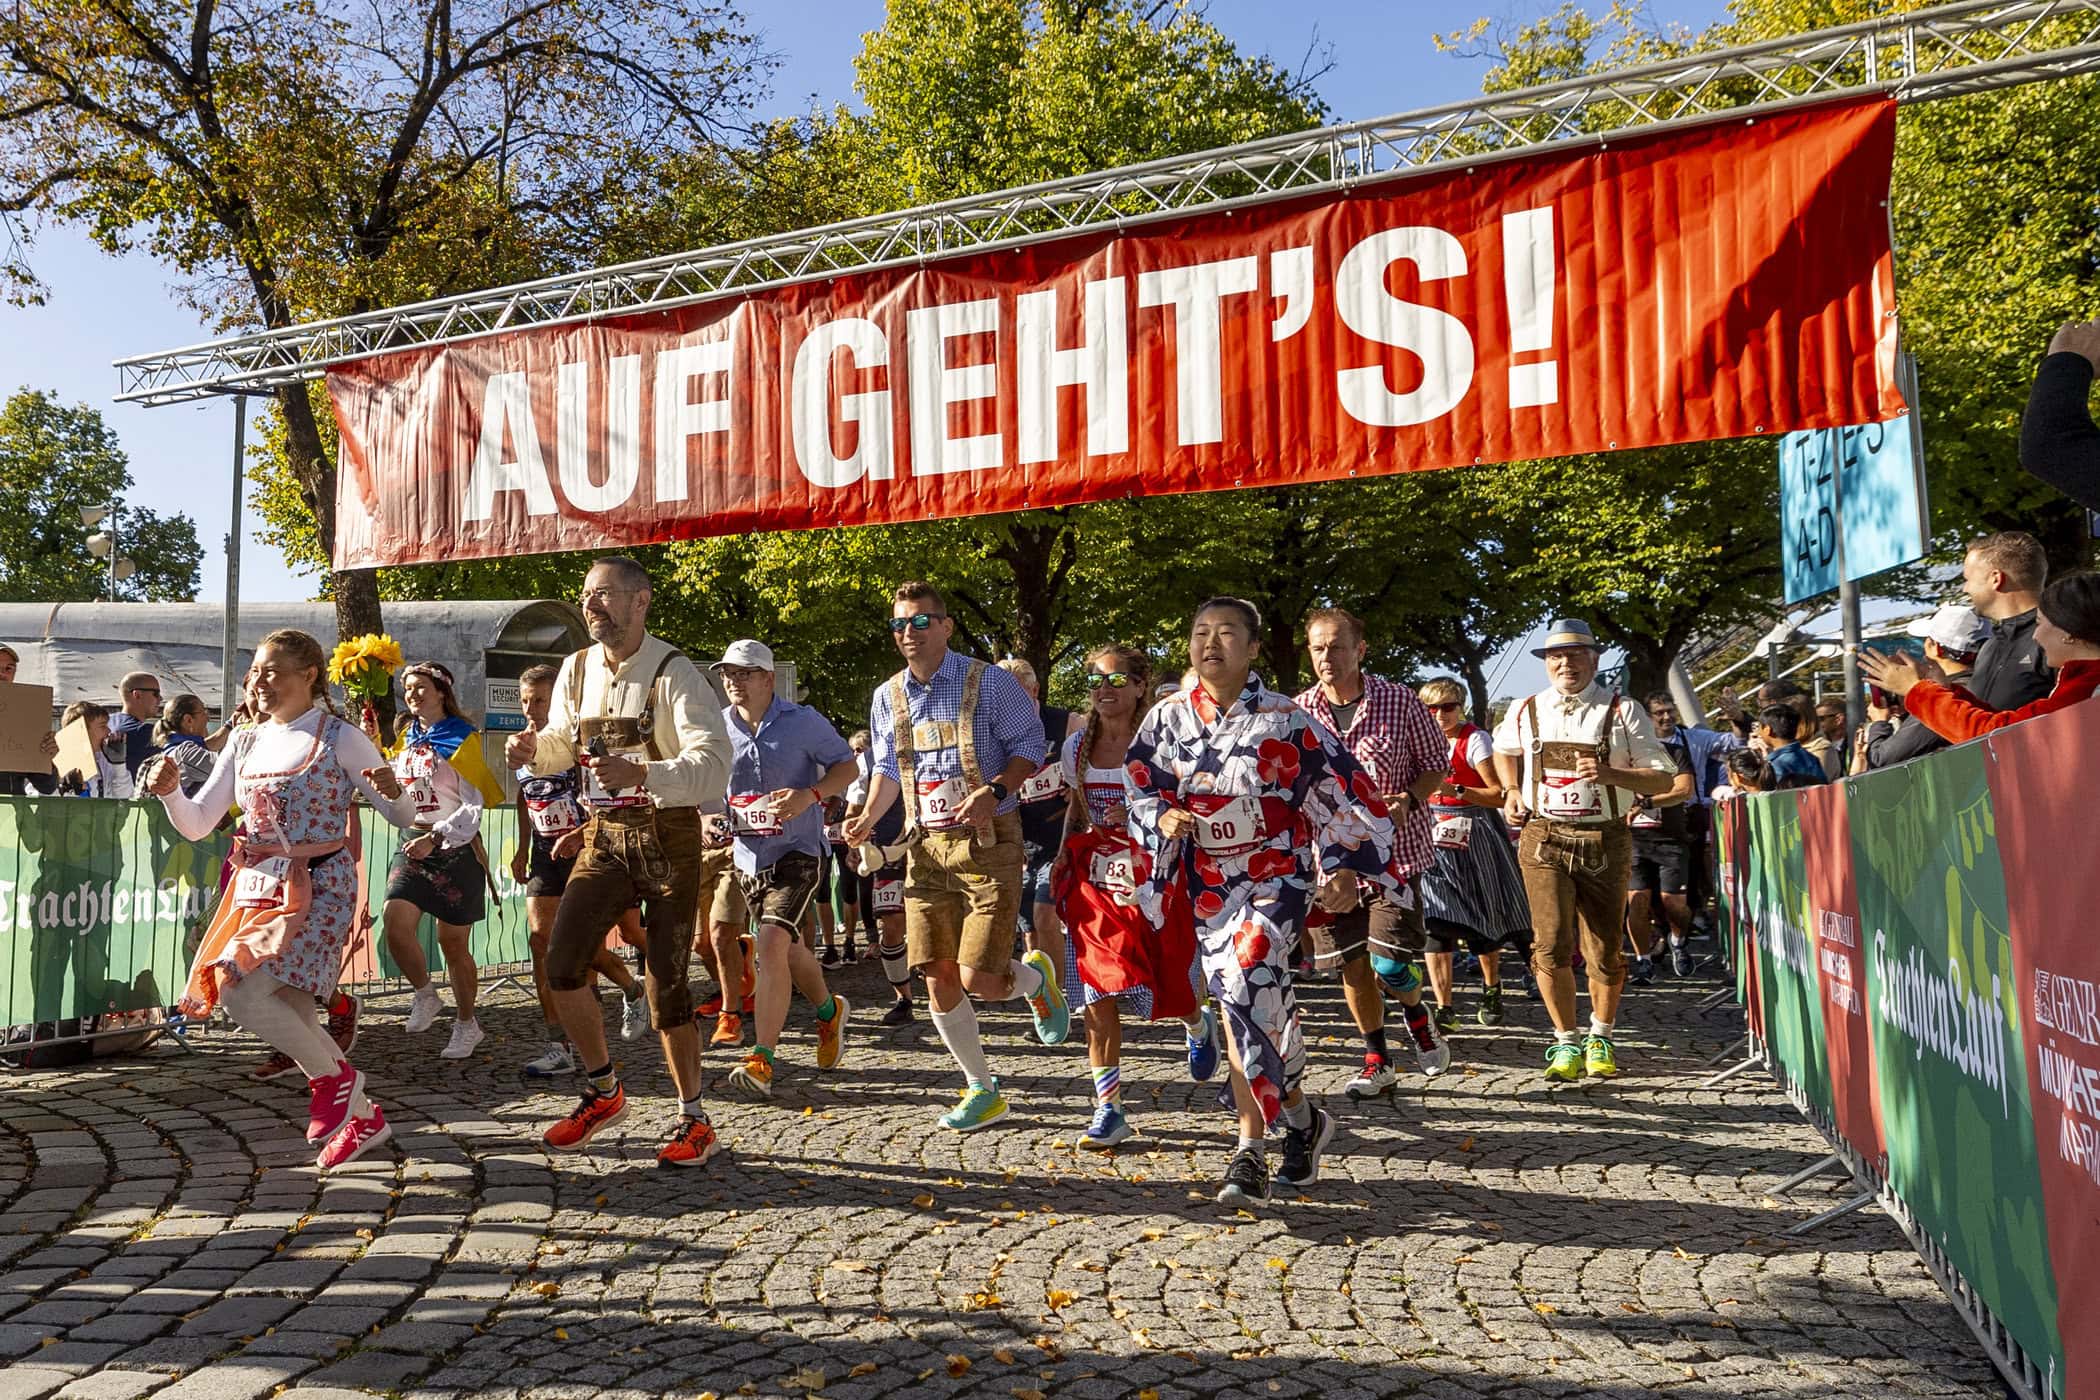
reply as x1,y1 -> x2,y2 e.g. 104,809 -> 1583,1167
1779,416 -> 1928,604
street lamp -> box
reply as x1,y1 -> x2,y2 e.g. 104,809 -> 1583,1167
79,501 -> 136,601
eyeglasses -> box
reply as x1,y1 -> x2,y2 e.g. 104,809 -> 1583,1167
888,614 -> 947,633
1427,701 -> 1462,713
1086,671 -> 1136,690
579,587 -> 640,606
129,686 -> 161,697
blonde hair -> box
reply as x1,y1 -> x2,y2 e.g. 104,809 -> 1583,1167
1417,678 -> 1466,709
1065,645 -> 1155,836
997,657 -> 1039,691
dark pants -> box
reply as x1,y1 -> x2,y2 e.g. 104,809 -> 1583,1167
547,807 -> 703,1029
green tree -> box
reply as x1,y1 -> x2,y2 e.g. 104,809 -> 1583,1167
0,389 -> 202,601
0,0 -> 768,644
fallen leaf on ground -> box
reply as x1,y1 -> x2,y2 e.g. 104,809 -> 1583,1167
553,1327 -> 569,1340
533,1282 -> 561,1297
1046,1289 -> 1075,1308
945,1354 -> 972,1377
1532,1304 -> 1556,1316
830,1260 -> 870,1272
912,1194 -> 936,1209
848,1363 -> 878,1378
1458,1136 -> 1475,1152
785,1367 -> 825,1390
1266,1258 -> 1289,1271
1014,1390 -> 1045,1400
992,1348 -> 1015,1364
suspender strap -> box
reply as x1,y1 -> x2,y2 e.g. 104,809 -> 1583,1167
565,644 -> 684,762
888,671 -> 917,825
1522,695 -> 1541,815
888,659 -> 989,826
1600,692 -> 1624,820
1523,692 -> 1627,820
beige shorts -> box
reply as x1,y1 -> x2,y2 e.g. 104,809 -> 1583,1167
904,812 -> 1024,976
699,843 -> 748,930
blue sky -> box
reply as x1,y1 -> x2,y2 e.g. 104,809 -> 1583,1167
1,0 -> 1778,697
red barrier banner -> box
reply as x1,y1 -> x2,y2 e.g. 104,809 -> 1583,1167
1796,781 -> 1884,1162
327,98 -> 1901,569
1987,711 -> 2100,1399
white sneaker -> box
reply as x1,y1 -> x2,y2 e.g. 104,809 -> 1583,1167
405,985 -> 443,1034
440,1018 -> 485,1060
1345,1054 -> 1398,1099
1406,1010 -> 1453,1078
620,992 -> 649,1042
523,1041 -> 577,1078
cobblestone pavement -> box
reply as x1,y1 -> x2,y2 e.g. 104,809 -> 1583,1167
1,955 -> 2003,1400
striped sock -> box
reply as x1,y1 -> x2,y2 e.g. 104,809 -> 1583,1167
1091,1064 -> 1121,1105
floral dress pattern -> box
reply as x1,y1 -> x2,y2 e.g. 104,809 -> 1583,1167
187,715 -> 367,1008
1125,674 -> 1402,1123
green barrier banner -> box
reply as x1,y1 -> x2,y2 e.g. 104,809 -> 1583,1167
0,796 -> 532,1031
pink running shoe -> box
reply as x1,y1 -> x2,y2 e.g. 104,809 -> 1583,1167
306,1062 -> 364,1144
317,1104 -> 391,1172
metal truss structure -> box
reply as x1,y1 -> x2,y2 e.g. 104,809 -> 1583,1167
115,0 -> 2100,405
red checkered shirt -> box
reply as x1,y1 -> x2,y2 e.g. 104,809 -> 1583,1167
1295,672 -> 1449,880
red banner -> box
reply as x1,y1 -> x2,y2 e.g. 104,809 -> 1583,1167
1796,782 -> 1885,1162
1987,707 -> 2100,1398
327,99 -> 1901,569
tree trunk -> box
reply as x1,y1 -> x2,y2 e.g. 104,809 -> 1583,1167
1461,651 -> 1493,730
276,385 -> 383,644
992,515 -> 1074,691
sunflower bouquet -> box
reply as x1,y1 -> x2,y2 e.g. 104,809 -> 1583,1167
328,633 -> 404,732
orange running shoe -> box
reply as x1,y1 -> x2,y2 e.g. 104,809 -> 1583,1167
542,1085 -> 628,1152
657,1115 -> 722,1169
815,994 -> 851,1072
710,1012 -> 744,1048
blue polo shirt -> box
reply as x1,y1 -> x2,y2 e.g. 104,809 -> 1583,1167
866,649 -> 1046,819
727,695 -> 854,876
1767,742 -> 1828,787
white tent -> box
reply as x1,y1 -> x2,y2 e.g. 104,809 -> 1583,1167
0,600 -> 589,721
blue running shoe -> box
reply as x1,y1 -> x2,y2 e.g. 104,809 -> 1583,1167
1080,1101 -> 1133,1150
1186,1005 -> 1220,1082
1022,949 -> 1070,1045
939,1079 -> 1009,1132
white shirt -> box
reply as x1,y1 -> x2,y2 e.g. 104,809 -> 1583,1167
391,741 -> 483,849
1492,681 -> 1674,824
529,633 -> 730,812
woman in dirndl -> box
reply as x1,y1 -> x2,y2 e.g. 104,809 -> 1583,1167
143,629 -> 418,1170
1052,646 -> 1216,1152
371,662 -> 491,1060
1415,678 -> 1532,1027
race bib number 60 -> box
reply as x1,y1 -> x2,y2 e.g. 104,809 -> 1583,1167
1191,796 -> 1263,855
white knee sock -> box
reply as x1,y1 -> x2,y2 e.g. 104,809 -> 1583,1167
928,998 -> 993,1088
1006,958 -> 1044,1002
222,974 -> 346,1082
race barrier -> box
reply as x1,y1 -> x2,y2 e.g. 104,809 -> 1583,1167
0,796 -> 535,1049
1713,700 -> 2100,1400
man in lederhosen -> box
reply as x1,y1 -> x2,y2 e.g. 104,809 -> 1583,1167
841,581 -> 1068,1133
507,556 -> 732,1166
1492,620 -> 1676,1083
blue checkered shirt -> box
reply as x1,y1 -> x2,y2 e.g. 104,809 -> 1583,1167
868,649 -> 1046,817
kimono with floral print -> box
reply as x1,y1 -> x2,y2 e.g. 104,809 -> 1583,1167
1124,674 -> 1402,1123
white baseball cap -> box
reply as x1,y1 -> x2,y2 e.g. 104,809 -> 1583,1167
710,640 -> 776,672
1909,604 -> 1990,656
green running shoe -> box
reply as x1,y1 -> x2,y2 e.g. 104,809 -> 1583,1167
1022,948 -> 1071,1045
1433,1004 -> 1460,1033
1476,985 -> 1505,1027
1543,1042 -> 1584,1083
1583,1033 -> 1621,1078
939,1079 -> 1010,1132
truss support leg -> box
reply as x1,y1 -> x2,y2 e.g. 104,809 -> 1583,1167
1782,1188 -> 1878,1237
1697,986 -> 1736,1011
1704,1033 -> 1749,1067
1774,1152 -> 1846,1197
1701,1052 -> 1763,1090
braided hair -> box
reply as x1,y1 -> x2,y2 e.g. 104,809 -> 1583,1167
1064,644 -> 1155,836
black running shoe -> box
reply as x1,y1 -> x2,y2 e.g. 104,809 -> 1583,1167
1274,1107 -> 1335,1189
1670,941 -> 1694,978
880,998 -> 915,1027
1216,1148 -> 1271,1208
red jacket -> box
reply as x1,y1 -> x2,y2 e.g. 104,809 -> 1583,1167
1904,657 -> 2100,745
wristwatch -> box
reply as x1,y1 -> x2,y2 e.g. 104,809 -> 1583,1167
987,781 -> 1010,802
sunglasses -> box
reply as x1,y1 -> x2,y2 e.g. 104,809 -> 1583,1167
1427,701 -> 1462,713
1086,671 -> 1136,690
888,614 -> 947,633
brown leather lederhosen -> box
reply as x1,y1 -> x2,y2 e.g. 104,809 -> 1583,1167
543,645 -> 706,1025
1516,691 -> 1635,984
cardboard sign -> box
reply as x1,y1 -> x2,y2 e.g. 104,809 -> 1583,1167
0,681 -> 53,775
53,715 -> 97,788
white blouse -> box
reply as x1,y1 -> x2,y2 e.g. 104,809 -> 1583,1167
159,707 -> 417,843
391,739 -> 484,849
